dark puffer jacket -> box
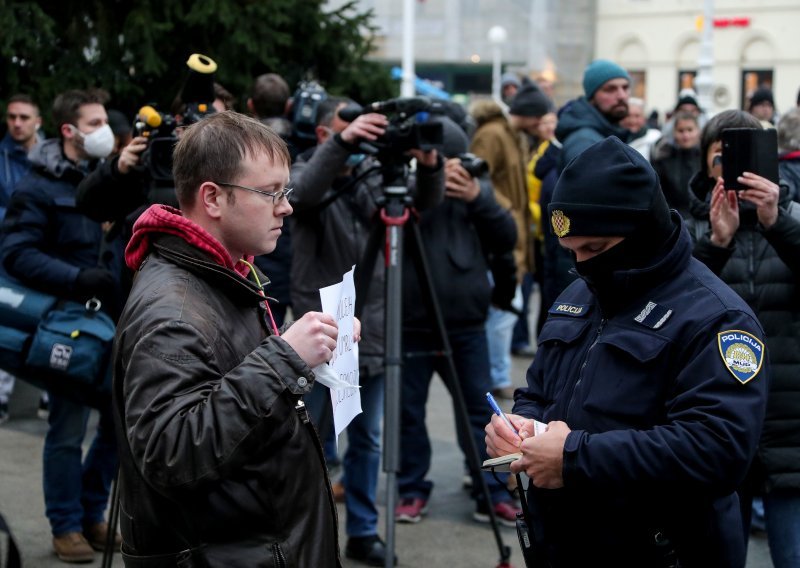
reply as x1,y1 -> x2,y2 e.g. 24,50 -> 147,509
554,97 -> 630,169
651,138 -> 700,218
113,233 -> 340,567
687,175 -> 800,492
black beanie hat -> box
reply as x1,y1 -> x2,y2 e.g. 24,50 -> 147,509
675,94 -> 700,113
549,136 -> 673,241
749,87 -> 774,110
509,84 -> 552,117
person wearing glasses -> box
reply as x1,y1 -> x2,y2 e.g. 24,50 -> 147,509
112,111 -> 348,566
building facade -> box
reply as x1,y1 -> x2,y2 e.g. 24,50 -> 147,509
325,0 -> 798,117
596,0 -> 800,120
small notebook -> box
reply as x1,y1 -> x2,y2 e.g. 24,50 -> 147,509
481,453 -> 522,472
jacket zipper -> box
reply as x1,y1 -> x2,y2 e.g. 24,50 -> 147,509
297,397 -> 342,564
566,318 -> 607,421
272,542 -> 287,568
295,399 -> 310,424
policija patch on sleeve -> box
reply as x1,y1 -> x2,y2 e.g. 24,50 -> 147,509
717,330 -> 764,384
548,302 -> 590,317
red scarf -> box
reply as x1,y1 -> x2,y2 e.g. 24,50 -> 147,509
125,204 -> 254,278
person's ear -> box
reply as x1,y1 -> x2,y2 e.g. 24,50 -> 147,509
315,125 -> 331,145
246,98 -> 255,115
60,123 -> 76,140
198,181 -> 225,219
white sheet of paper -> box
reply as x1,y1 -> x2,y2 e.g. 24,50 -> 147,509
319,265 -> 361,440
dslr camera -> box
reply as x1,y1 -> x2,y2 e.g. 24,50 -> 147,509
133,53 -> 218,204
457,152 -> 488,178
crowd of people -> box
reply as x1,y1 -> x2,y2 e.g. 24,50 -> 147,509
0,57 -> 798,568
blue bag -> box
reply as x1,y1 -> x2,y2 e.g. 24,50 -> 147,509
0,275 -> 58,331
25,299 -> 115,392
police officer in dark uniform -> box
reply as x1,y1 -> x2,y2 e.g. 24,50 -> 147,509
485,136 -> 769,567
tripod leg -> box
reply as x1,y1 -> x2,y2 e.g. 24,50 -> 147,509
382,220 -> 404,568
406,221 -> 512,564
101,466 -> 120,568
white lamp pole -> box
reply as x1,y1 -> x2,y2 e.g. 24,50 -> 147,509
695,0 -> 715,113
488,25 -> 508,102
401,0 -> 416,97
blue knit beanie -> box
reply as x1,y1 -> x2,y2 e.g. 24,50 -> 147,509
583,59 -> 631,99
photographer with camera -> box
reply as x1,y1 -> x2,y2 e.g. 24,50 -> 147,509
289,96 -> 443,566
395,115 -> 522,527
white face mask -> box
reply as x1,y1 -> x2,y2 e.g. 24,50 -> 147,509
71,123 -> 114,159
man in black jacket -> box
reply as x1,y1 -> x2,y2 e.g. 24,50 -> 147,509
113,111 -> 346,566
396,116 -> 521,526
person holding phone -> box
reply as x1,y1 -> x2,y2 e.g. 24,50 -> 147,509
686,109 -> 800,568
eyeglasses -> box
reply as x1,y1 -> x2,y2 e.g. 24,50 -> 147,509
215,182 -> 294,204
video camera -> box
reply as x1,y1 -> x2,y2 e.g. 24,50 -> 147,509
457,153 -> 488,178
133,53 -> 218,203
291,80 -> 328,143
338,96 -> 444,160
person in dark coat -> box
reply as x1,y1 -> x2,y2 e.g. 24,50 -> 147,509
777,108 -> 800,202
2,89 -> 123,563
686,109 -> 800,568
651,111 -> 701,218
485,136 -> 769,567
555,59 -> 632,168
113,112 -> 344,567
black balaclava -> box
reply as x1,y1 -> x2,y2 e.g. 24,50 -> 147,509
548,136 -> 676,298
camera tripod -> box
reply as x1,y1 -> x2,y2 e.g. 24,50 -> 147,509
354,157 -> 513,568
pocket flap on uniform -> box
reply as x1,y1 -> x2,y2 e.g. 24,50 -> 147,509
600,330 -> 670,362
537,318 -> 590,346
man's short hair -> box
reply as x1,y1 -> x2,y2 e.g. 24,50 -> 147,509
214,82 -> 236,111
250,73 -> 290,118
7,94 -> 39,113
173,111 -> 290,208
51,89 -> 109,137
777,108 -> 800,153
699,109 -> 762,178
315,97 -> 350,128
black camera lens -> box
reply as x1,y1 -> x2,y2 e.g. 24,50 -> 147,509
457,153 -> 488,178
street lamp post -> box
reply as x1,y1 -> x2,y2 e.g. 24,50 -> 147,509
695,0 -> 715,113
488,25 -> 507,103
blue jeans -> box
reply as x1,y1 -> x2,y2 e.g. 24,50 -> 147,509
764,489 -> 800,568
305,367 -> 384,538
486,306 -> 519,390
398,330 -> 509,506
43,393 -> 118,536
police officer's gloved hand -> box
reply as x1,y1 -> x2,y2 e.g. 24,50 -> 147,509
75,268 -> 115,297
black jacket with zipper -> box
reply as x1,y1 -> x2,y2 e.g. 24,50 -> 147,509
113,233 -> 340,567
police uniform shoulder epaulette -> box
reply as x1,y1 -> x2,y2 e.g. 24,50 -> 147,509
633,300 -> 673,329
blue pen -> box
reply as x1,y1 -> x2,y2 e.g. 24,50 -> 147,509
486,392 -> 519,436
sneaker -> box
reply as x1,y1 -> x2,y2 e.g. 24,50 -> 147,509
473,500 -> 521,528
345,535 -> 397,566
394,497 -> 428,523
53,532 -> 95,563
37,394 -> 49,420
83,522 -> 121,552
0,401 -> 9,425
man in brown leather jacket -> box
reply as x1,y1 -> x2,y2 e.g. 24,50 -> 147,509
112,111 -> 348,567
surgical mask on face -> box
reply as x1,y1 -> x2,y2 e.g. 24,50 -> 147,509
71,124 -> 114,159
